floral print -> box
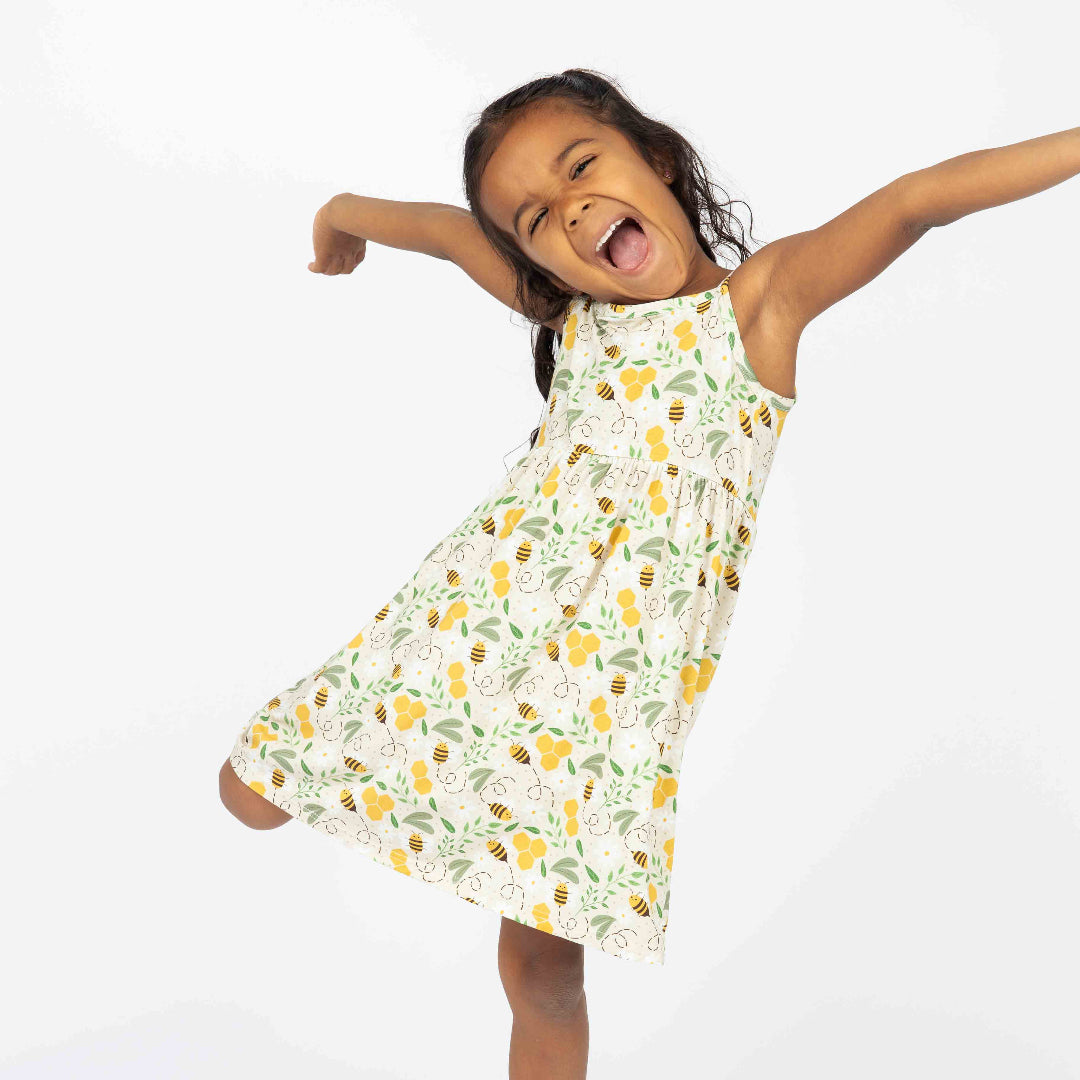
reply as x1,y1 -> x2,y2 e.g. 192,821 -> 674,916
228,271 -> 796,964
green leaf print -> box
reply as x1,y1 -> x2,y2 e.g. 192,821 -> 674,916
592,914 -> 616,939
470,767 -> 495,791
516,516 -> 551,540
350,672 -> 359,690
300,758 -> 313,776
662,369 -> 697,395
472,616 -> 501,642
670,589 -> 692,617
706,428 -> 730,458
402,811 -> 435,835
268,750 -> 296,772
578,753 -> 605,776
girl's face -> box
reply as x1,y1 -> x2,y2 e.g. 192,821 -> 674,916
479,99 -> 725,306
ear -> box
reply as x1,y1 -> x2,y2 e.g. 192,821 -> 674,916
651,155 -> 675,184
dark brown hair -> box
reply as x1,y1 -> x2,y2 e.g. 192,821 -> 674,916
462,68 -> 765,450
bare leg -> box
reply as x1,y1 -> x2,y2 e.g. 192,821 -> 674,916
498,917 -> 589,1079
218,756 -> 293,829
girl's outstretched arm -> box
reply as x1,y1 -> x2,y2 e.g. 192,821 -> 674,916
903,125 -> 1080,229
314,195 -> 565,333
762,126 -> 1080,344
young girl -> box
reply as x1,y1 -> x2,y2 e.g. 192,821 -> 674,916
219,68 -> 1078,1078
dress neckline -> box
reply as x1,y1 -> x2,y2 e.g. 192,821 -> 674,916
584,267 -> 736,321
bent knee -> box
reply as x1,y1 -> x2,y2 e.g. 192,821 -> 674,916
219,757 -> 293,830
499,919 -> 585,1018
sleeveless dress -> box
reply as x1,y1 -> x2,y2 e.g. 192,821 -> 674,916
227,270 -> 796,965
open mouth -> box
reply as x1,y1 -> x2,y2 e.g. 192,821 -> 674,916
597,216 -> 650,273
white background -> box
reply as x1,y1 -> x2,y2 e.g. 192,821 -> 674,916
3,1 -> 1078,1076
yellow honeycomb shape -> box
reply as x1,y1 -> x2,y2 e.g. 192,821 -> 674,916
389,848 -> 411,876
250,722 -> 277,749
362,785 -> 395,820
652,774 -> 679,808
678,658 -> 717,704
393,693 -> 427,731
672,318 -> 697,351
490,560 -> 511,598
439,599 -> 468,631
532,902 -> 555,934
563,313 -> 578,351
499,507 -> 525,539
664,835 -> 675,871
647,479 -> 669,516
618,364 -> 656,402
535,732 -> 572,771
565,628 -> 601,668
541,465 -> 561,497
645,424 -> 670,461
588,695 -> 612,733
411,759 -> 432,795
513,831 -> 548,869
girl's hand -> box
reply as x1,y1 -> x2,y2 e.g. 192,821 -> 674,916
308,203 -> 367,274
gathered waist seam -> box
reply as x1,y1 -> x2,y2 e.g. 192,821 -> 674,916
521,442 -> 755,517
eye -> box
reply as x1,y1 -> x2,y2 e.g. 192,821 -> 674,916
528,156 -> 594,237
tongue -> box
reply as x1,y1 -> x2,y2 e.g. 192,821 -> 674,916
607,219 -> 648,271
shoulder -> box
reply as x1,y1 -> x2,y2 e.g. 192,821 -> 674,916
725,247 -> 799,401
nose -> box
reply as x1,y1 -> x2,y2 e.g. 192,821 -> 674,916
567,199 -> 592,228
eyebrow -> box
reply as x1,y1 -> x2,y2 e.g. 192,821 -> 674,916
512,137 -> 599,238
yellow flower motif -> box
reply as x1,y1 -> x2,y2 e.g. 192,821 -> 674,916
565,627 -> 601,667
618,364 -> 656,402
678,657 -> 717,704
645,425 -> 669,461
393,693 -> 427,731
410,759 -> 432,795
361,784 -> 395,820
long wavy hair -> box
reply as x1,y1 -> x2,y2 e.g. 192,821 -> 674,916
462,68 -> 765,451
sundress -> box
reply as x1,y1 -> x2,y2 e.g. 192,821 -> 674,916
227,269 -> 797,965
